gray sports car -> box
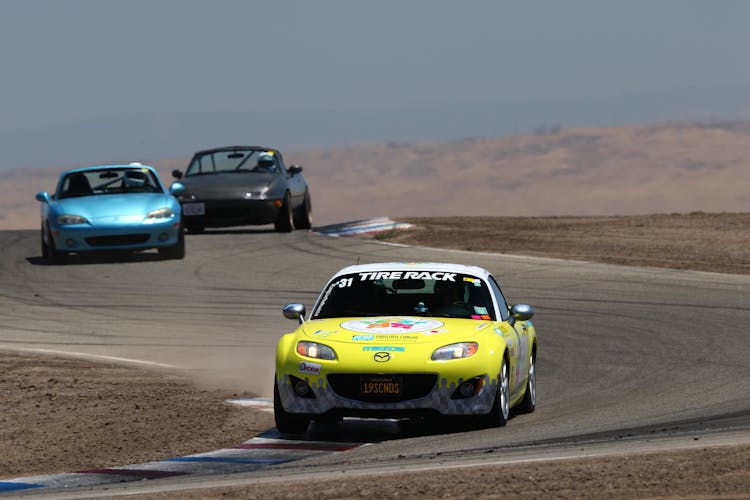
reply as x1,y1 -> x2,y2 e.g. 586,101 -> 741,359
171,146 -> 311,233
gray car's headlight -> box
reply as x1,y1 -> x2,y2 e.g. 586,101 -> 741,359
145,208 -> 174,221
432,342 -> 478,361
243,186 -> 270,200
57,214 -> 88,225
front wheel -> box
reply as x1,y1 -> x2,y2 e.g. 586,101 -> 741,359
40,225 -> 48,258
159,225 -> 185,260
483,356 -> 510,427
293,190 -> 312,230
42,223 -> 64,264
273,379 -> 310,434
274,193 -> 294,233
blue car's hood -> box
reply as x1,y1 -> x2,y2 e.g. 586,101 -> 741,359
56,193 -> 175,220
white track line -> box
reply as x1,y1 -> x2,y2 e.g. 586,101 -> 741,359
0,347 -> 177,369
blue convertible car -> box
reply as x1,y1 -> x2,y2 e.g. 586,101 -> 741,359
35,163 -> 186,263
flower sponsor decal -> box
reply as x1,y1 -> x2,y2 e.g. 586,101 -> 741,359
341,317 -> 444,334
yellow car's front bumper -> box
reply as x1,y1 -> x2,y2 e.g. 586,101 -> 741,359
276,371 -> 497,417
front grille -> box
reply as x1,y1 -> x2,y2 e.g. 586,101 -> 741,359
198,200 -> 276,225
206,203 -> 253,217
85,234 -> 150,246
327,373 -> 437,403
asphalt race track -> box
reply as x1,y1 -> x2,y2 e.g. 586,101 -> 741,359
2,228 -> 750,496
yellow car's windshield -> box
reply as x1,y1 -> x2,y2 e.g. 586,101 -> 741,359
313,271 -> 496,320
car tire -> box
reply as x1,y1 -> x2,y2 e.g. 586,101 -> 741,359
483,356 -> 510,427
40,224 -> 49,259
159,225 -> 186,260
517,352 -> 536,414
273,379 -> 310,434
42,223 -> 64,264
293,190 -> 312,230
274,192 -> 294,233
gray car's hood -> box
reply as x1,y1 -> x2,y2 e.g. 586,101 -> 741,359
181,172 -> 279,198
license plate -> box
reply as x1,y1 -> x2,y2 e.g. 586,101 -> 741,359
360,375 -> 402,396
182,202 -> 205,216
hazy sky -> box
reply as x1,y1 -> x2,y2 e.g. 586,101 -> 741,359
2,0 -> 750,134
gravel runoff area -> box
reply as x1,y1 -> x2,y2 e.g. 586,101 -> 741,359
2,213 -> 749,498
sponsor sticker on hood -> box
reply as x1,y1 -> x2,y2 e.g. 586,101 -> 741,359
351,334 -> 420,343
341,317 -> 444,334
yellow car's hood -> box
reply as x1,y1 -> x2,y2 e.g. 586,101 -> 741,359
300,316 -> 492,345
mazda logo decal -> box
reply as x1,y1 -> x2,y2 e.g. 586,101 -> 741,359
373,352 -> 391,362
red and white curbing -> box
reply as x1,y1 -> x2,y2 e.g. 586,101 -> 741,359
0,399 -> 367,494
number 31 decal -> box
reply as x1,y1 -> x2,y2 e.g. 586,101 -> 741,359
337,277 -> 354,288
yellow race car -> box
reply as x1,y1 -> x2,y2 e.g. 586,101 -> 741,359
274,262 -> 537,434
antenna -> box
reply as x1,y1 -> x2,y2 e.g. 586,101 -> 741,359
357,256 -> 360,265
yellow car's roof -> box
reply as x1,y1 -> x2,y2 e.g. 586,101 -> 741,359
331,262 -> 493,281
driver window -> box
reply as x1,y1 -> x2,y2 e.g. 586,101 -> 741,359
488,275 -> 510,321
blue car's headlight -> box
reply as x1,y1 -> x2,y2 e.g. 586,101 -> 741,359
431,342 -> 478,361
296,341 -> 336,360
57,214 -> 88,225
145,208 -> 174,222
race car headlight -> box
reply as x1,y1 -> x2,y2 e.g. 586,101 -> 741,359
296,341 -> 336,360
56,214 -> 88,225
431,342 -> 478,361
145,208 -> 174,221
243,186 -> 270,200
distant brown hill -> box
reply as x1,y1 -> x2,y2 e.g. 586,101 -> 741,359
3,121 -> 749,229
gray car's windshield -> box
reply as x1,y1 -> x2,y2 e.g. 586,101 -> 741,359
313,271 -> 496,320
185,150 -> 280,176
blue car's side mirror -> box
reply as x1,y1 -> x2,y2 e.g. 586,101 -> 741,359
169,182 -> 185,197
35,192 -> 50,203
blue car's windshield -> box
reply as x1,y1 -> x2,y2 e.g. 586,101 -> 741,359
58,168 -> 162,199
185,150 -> 280,176
312,271 -> 496,320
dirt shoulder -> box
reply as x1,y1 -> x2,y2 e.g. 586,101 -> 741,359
0,352 -> 273,479
3,214 -> 749,497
